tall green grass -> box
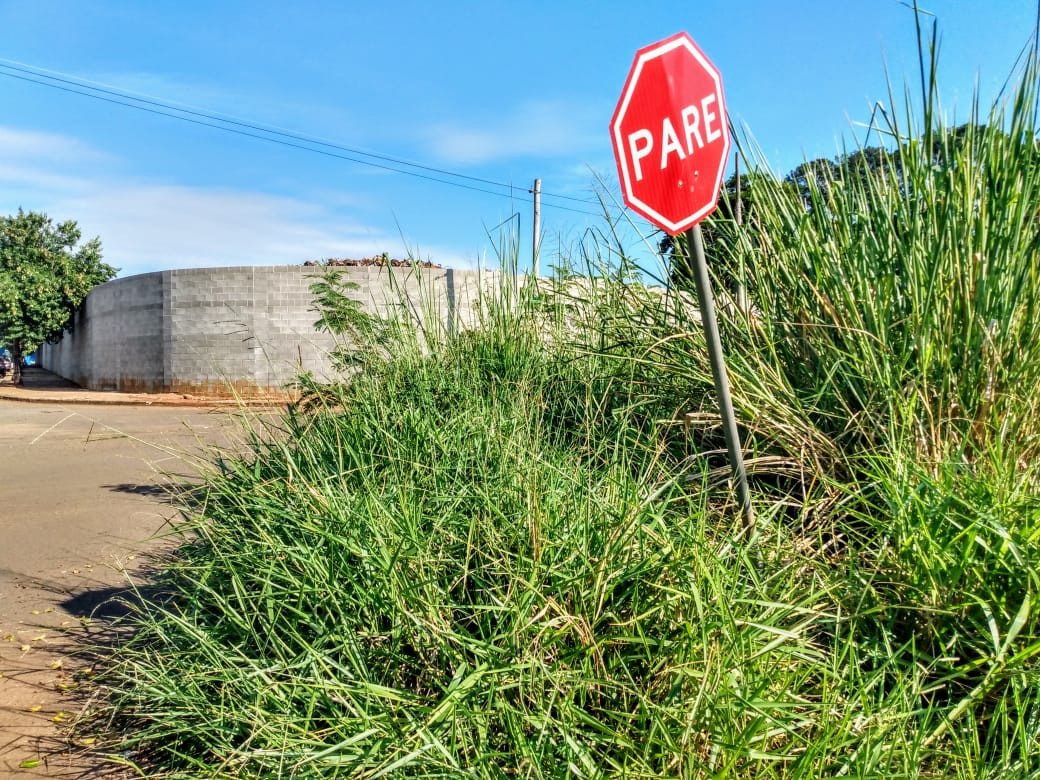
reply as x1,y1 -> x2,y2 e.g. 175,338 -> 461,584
707,42 -> 1040,759
80,30 -> 1040,780
85,291 -> 844,777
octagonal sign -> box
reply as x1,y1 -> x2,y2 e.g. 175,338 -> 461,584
610,32 -> 731,235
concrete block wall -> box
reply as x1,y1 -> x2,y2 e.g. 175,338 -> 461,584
39,264 -> 502,395
40,273 -> 165,392
162,266 -> 340,395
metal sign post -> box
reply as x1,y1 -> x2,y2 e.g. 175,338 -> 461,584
687,224 -> 753,530
609,31 -> 754,531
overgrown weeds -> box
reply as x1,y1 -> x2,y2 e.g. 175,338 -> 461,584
79,24 -> 1040,780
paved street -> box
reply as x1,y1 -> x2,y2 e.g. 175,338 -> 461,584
0,399 -> 244,777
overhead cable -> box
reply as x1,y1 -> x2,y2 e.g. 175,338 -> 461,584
0,59 -> 602,216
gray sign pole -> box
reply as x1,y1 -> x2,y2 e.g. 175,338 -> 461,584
686,224 -> 754,532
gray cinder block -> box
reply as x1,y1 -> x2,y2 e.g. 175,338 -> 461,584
38,264 -> 499,396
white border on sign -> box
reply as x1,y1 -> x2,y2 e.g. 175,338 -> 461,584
610,34 -> 731,234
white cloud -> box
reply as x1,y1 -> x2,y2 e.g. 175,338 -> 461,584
0,127 -> 108,197
0,126 -> 109,164
425,99 -> 601,165
56,185 -> 398,277
87,70 -> 249,113
0,123 -> 482,277
0,161 -> 95,195
86,69 -> 368,146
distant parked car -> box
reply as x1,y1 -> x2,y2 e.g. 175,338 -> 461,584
0,353 -> 12,377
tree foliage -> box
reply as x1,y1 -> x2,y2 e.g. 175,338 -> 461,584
663,123 -> 1014,292
660,171 -> 772,293
0,210 -> 116,383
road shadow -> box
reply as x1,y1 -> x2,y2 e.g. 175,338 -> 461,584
101,478 -> 207,513
100,482 -> 176,502
11,366 -> 81,390
60,582 -> 173,624
3,558 -> 183,778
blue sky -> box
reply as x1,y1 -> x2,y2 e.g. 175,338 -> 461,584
0,1 -> 1035,278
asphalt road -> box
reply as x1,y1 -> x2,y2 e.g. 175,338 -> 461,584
0,400 -> 244,777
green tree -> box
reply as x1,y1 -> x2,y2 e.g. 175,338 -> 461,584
663,123 -> 1011,293
0,210 -> 116,385
661,171 -> 790,294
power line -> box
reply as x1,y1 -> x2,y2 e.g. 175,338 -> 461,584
0,68 -> 534,204
0,59 -> 602,215
1,66 -> 601,217
0,60 -> 551,199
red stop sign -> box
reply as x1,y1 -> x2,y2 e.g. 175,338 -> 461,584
610,32 -> 731,235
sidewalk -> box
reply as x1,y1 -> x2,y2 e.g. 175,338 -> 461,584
0,366 -> 291,407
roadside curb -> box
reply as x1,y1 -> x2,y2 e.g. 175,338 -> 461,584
0,393 -> 284,408
0,386 -> 292,408
0,368 -> 296,408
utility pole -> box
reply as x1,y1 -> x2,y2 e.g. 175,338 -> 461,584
531,178 -> 541,278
